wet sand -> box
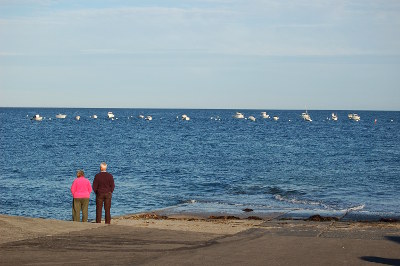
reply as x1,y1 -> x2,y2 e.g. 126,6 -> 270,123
1,213 -> 399,265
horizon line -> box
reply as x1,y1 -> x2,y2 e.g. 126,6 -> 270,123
0,106 -> 399,112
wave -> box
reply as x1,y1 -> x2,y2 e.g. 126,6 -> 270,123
274,194 -> 329,209
182,199 -> 287,210
342,204 -> 365,213
266,186 -> 306,197
184,199 -> 246,207
275,194 -> 367,214
231,185 -> 306,197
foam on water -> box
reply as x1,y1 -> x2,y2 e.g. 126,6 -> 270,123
274,194 -> 330,209
343,204 -> 366,213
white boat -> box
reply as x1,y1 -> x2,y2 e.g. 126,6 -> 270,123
92,115 -> 98,119
301,110 -> 312,122
331,113 -> 338,121
181,114 -> 190,121
55,114 -> 67,119
145,115 -> 153,121
248,116 -> 256,122
234,112 -> 245,119
107,112 -> 115,119
138,115 -> 145,119
348,113 -> 360,121
31,114 -> 43,121
261,112 -> 270,119
273,116 -> 279,121
75,116 -> 80,121
351,113 -> 360,121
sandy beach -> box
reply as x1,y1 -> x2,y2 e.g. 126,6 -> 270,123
1,213 -> 399,265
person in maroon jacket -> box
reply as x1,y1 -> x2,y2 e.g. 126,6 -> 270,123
93,162 -> 115,224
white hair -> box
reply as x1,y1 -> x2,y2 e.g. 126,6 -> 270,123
100,162 -> 107,170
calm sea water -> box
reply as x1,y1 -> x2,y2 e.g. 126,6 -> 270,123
0,108 -> 399,221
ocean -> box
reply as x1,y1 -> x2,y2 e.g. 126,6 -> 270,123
0,108 -> 399,221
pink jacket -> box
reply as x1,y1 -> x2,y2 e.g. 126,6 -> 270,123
71,177 -> 92,198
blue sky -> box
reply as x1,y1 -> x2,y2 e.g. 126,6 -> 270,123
0,0 -> 399,110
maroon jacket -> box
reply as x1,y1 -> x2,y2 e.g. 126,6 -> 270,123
93,171 -> 115,195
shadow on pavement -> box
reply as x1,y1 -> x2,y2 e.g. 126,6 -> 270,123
360,256 -> 400,266
386,236 -> 400,245
360,235 -> 400,265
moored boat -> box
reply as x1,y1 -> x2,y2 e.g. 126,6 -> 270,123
31,114 -> 43,121
55,114 -> 67,119
181,114 -> 190,121
261,112 -> 270,119
107,112 -> 115,119
248,116 -> 256,122
348,113 -> 360,121
234,112 -> 245,119
351,114 -> 360,121
301,110 -> 312,122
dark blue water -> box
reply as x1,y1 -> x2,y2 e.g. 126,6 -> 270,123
0,108 -> 399,221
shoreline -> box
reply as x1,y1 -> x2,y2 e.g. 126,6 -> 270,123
2,203 -> 400,225
3,208 -> 399,242
113,203 -> 400,223
2,211 -> 400,240
112,211 -> 400,237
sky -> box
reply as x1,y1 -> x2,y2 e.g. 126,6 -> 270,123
0,0 -> 399,110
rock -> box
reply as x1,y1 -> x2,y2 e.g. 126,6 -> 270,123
246,216 -> 263,220
208,216 -> 241,220
306,215 -> 339,222
134,213 -> 168,220
379,218 -> 400,223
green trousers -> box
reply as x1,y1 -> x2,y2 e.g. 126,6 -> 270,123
72,198 -> 90,222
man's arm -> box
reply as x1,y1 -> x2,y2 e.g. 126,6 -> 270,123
111,175 -> 115,193
92,176 -> 98,194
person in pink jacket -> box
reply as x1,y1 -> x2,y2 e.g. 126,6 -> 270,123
71,170 -> 92,222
